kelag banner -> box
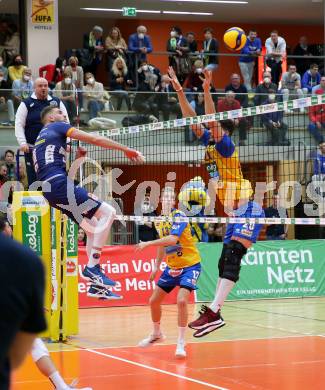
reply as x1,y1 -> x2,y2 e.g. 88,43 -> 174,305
78,246 -> 193,307
196,240 -> 325,301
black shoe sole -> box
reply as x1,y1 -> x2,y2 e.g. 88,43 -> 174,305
192,322 -> 226,338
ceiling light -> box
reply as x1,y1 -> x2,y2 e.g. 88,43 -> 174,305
162,11 -> 214,15
80,8 -> 161,14
161,0 -> 248,3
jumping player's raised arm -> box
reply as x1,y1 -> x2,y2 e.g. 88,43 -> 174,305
202,69 -> 224,143
167,66 -> 205,139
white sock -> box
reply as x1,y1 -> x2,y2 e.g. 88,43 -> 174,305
87,248 -> 101,268
49,371 -> 68,389
153,322 -> 161,335
209,278 -> 235,313
177,327 -> 186,344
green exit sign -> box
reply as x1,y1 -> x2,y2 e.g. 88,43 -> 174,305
122,7 -> 137,16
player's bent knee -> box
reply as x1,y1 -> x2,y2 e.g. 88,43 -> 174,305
221,241 -> 247,283
97,202 -> 116,219
31,338 -> 49,362
177,297 -> 187,307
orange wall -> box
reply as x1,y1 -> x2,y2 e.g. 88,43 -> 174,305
115,19 -> 323,88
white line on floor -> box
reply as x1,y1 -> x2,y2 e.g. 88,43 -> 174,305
84,347 -> 229,390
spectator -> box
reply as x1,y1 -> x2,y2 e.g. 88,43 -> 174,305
0,233 -> 46,390
0,69 -> 15,124
83,72 -> 105,120
202,28 -> 219,71
239,29 -> 262,91
265,30 -> 286,86
0,163 -> 8,188
65,56 -> 84,107
312,141 -> 325,179
0,216 -> 12,237
155,74 -> 181,121
186,32 -> 198,53
167,26 -> 190,84
137,60 -> 160,92
190,92 -> 205,116
302,63 -> 321,95
105,27 -> 127,73
308,89 -> 325,143
225,73 -> 248,108
264,194 -> 288,240
137,192 -> 158,242
207,223 -> 223,242
54,69 -> 77,123
83,25 -> 105,76
281,64 -> 304,109
0,55 -> 8,82
217,91 -> 248,146
185,59 -> 205,95
293,36 -> 313,77
39,57 -> 65,89
261,90 -> 290,146
18,162 -> 28,190
312,76 -> 325,95
8,54 -> 26,82
15,77 -> 69,185
254,71 -> 278,106
128,25 -> 153,81
110,57 -> 132,111
133,90 -> 159,121
12,67 -> 33,107
2,149 -> 16,181
2,22 -> 20,63
78,228 -> 87,246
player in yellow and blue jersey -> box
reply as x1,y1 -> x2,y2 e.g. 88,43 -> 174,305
137,187 -> 201,358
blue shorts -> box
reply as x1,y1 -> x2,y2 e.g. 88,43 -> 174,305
157,262 -> 201,293
42,175 -> 102,224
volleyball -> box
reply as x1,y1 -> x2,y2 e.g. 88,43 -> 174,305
223,27 -> 247,51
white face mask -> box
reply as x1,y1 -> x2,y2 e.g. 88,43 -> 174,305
0,61 -> 3,67
142,65 -> 149,71
196,68 -> 203,74
64,77 -> 72,84
138,33 -> 145,39
23,75 -> 31,81
87,77 -> 95,84
170,31 -> 177,38
269,94 -> 276,101
264,77 -> 271,84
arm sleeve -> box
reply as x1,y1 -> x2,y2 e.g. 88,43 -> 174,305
15,102 -> 28,145
215,134 -> 235,157
280,39 -> 286,55
170,213 -> 187,237
128,35 -> 139,53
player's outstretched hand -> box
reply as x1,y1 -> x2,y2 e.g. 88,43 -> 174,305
167,66 -> 182,91
202,69 -> 212,90
124,148 -> 145,163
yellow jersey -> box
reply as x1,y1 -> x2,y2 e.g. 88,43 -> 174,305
154,209 -> 201,269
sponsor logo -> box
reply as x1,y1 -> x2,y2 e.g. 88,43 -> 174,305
22,212 -> 42,255
49,100 -> 58,107
66,259 -> 77,276
66,219 -> 78,256
168,268 -> 183,277
22,196 -> 47,207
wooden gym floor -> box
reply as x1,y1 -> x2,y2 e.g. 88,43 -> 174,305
13,298 -> 325,390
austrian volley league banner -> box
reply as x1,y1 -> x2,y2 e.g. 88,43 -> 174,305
197,240 -> 325,301
78,246 -> 191,308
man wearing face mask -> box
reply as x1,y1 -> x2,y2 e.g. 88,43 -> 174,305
83,72 -> 105,121
8,54 -> 26,82
128,26 -> 153,82
254,71 -> 278,106
167,26 -> 190,85
12,68 -> 33,107
261,90 -> 290,146
54,69 -> 77,124
15,77 -> 69,185
186,60 -> 205,94
0,69 -> 15,125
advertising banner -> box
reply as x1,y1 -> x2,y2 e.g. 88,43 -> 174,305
78,246 -> 193,307
196,240 -> 325,302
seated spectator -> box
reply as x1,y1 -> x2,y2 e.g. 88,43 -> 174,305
190,92 -> 205,116
18,162 -> 28,190
133,83 -> 159,120
0,69 -> 14,124
83,25 -> 105,76
254,71 -> 278,106
202,28 -> 219,71
78,228 -> 87,246
155,74 -> 181,121
65,56 -> 84,107
39,57 -> 65,89
110,57 -> 132,111
261,90 -> 290,146
293,36 -> 313,77
83,72 -> 105,120
225,73 -> 248,108
138,60 -> 160,91
52,57 -> 65,86
0,55 -> 8,82
8,54 -> 26,82
265,194 -> 288,240
265,30 -> 286,86
312,76 -> 325,95
105,27 -> 127,73
308,89 -> 325,143
218,91 -> 248,146
312,141 -> 325,180
12,67 -> 33,107
186,32 -> 198,53
2,149 -> 16,181
302,63 -> 321,95
167,26 -> 190,84
281,64 -> 304,109
0,163 -> 8,188
54,69 -> 77,123
185,59 -> 204,95
239,29 -> 261,91
128,25 -> 153,81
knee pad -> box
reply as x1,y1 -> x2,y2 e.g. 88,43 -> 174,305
31,338 -> 49,362
221,240 -> 247,283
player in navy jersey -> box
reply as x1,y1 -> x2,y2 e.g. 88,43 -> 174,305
188,193 -> 265,337
34,106 -> 144,299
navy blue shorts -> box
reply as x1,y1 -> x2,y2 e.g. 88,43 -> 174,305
43,175 -> 102,224
157,262 -> 201,293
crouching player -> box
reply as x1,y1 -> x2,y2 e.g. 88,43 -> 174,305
137,187 -> 201,358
